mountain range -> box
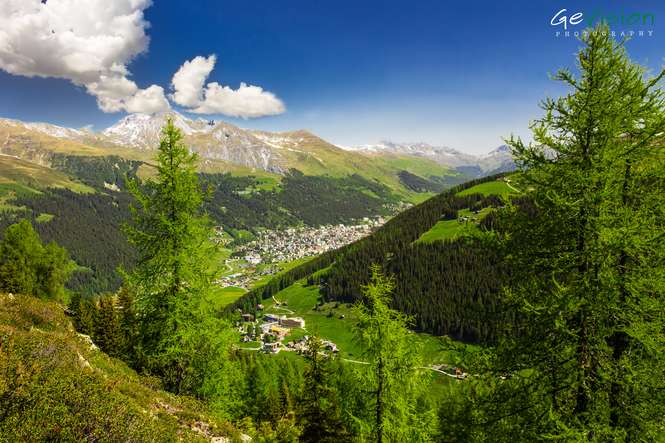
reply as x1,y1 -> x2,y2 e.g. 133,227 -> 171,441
348,141 -> 515,177
0,112 -> 515,184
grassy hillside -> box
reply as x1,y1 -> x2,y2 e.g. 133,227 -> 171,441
257,280 -> 469,367
227,174 -> 516,343
415,180 -> 515,243
263,130 -> 459,200
0,293 -> 242,442
0,155 -> 93,193
456,180 -> 513,197
0,121 -> 462,202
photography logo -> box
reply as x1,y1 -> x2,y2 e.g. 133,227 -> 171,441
550,8 -> 655,38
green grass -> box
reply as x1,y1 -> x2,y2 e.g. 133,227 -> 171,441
284,327 -> 309,344
35,213 -> 55,223
415,219 -> 471,243
0,183 -> 40,210
261,280 -> 476,371
263,282 -> 362,358
209,286 -> 247,309
0,155 -> 94,195
415,207 -> 494,244
455,180 -> 513,197
378,155 -> 452,179
228,228 -> 255,242
414,179 -> 514,244
246,176 -> 280,192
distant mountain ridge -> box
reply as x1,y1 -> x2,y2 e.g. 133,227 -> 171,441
349,141 -> 515,176
0,112 -> 514,192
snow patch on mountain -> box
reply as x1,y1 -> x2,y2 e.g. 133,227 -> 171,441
102,112 -> 199,148
0,118 -> 85,140
353,141 -> 515,174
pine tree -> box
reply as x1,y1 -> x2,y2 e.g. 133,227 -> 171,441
36,241 -> 74,302
77,298 -> 97,337
123,118 -> 238,406
298,336 -> 349,442
352,266 -> 435,442
0,219 -> 73,301
0,219 -> 42,295
477,24 -> 665,440
117,286 -> 138,363
94,296 -> 122,357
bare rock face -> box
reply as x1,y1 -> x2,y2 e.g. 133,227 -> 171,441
101,112 -> 286,173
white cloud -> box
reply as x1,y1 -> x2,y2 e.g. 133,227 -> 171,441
0,0 -> 169,114
170,55 -> 216,107
125,85 -> 170,114
193,82 -> 286,118
171,55 -> 285,118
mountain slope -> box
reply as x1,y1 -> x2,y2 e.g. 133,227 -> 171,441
227,174 -> 518,343
0,113 -> 465,201
0,154 -> 94,197
0,293 -> 239,441
351,141 -> 516,176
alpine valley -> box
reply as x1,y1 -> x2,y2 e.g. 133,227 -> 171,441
0,111 -> 514,295
1,1 -> 663,439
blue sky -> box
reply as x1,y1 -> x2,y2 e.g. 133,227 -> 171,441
0,0 -> 663,154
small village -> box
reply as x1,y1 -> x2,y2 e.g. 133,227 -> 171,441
237,302 -> 338,355
236,218 -> 385,265
218,218 -> 386,289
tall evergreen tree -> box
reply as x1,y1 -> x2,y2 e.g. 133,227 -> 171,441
77,297 -> 97,337
124,118 -> 235,396
117,286 -> 138,363
94,296 -> 122,357
476,25 -> 665,440
298,336 -> 349,442
0,219 -> 73,301
352,266 -> 435,442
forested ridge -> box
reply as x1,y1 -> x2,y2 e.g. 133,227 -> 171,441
0,188 -> 135,294
0,155 -> 407,295
227,173 -> 509,343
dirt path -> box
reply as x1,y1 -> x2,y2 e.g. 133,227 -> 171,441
505,181 -> 521,194
342,358 -> 464,379
271,296 -> 294,314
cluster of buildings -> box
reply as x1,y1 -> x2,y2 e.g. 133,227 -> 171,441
238,309 -> 340,356
215,218 -> 387,290
239,311 -> 311,354
236,218 -> 385,265
285,336 -> 338,354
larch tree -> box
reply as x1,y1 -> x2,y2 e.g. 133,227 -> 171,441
298,335 -> 349,443
124,118 -> 236,398
352,265 -> 436,442
0,219 -> 73,302
477,24 -> 665,441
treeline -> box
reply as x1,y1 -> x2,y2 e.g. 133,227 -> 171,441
274,170 -> 397,225
206,170 -> 398,230
227,174 -> 509,343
